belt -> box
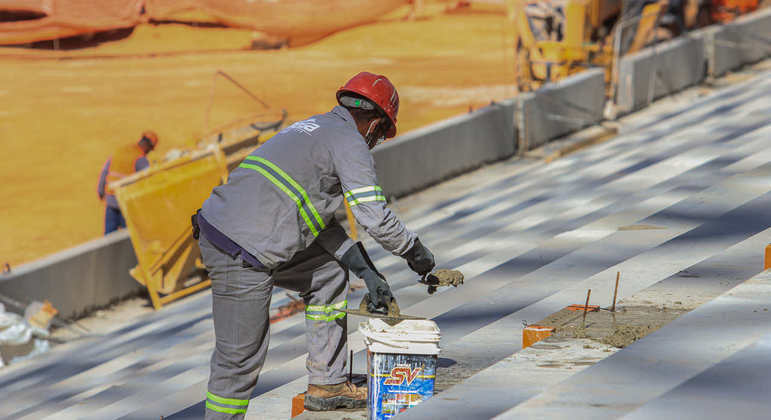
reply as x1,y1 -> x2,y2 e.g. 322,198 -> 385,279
193,210 -> 268,271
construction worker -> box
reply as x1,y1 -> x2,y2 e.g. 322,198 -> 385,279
194,72 -> 436,418
97,131 -> 158,234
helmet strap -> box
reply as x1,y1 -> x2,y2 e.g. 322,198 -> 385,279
365,119 -> 384,149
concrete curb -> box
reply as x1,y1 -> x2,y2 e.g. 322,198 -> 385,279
517,68 -> 606,151
0,231 -> 140,320
707,8 -> 771,77
373,99 -> 517,198
616,35 -> 706,115
615,7 -> 771,116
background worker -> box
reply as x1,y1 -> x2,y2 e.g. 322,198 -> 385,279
194,72 -> 437,418
97,130 -> 158,234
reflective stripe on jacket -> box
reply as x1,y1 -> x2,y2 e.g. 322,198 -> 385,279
200,106 -> 417,269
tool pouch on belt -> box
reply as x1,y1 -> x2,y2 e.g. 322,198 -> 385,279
191,210 -> 201,240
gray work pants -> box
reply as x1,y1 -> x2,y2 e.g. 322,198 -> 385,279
199,234 -> 349,420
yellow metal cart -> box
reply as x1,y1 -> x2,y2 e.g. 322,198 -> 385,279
111,148 -> 229,310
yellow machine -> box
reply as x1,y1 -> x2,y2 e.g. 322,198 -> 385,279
111,148 -> 228,310
509,0 -> 760,92
509,0 -> 668,91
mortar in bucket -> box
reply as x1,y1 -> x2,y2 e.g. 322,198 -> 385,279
360,318 -> 440,419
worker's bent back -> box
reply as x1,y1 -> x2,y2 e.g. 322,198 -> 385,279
200,105 -> 415,269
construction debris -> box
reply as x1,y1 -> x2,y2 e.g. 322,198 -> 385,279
0,302 -> 54,368
566,304 -> 599,312
25,300 -> 58,331
522,325 -> 556,349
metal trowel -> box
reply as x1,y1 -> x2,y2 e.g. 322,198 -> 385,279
344,269 -> 464,324
343,294 -> 424,325
418,269 -> 464,294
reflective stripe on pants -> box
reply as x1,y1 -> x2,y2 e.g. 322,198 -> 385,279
305,300 -> 347,322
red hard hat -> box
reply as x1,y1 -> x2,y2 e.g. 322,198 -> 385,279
337,72 -> 399,138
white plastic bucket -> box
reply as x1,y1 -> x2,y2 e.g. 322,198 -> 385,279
360,318 -> 440,420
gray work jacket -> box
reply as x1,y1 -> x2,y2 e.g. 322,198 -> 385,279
200,106 -> 416,269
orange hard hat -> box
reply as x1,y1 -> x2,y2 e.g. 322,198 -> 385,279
141,130 -> 159,147
337,72 -> 399,138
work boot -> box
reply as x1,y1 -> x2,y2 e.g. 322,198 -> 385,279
304,381 -> 367,411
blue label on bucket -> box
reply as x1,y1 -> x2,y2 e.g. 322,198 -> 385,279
368,352 -> 437,420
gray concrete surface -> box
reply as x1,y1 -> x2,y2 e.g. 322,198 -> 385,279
395,71 -> 771,419
0,66 -> 768,420
709,8 -> 771,77
517,68 -> 605,151
624,329 -> 771,420
498,269 -> 771,419
616,35 -> 706,115
374,98 -> 516,198
0,230 -> 140,319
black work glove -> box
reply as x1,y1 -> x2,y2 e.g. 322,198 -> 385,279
340,242 -> 393,312
402,238 -> 435,276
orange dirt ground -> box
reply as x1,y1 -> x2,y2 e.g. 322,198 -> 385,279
0,2 -> 519,266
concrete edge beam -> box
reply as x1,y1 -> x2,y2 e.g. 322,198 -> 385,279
373,99 -> 517,198
517,68 -> 606,151
708,8 -> 771,77
616,35 -> 706,116
0,231 -> 141,319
